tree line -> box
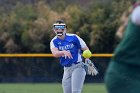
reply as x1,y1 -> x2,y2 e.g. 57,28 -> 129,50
0,0 -> 133,53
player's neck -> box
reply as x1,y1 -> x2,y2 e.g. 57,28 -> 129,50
57,34 -> 65,40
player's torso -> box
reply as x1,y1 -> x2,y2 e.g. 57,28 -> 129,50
54,34 -> 82,66
113,19 -> 140,66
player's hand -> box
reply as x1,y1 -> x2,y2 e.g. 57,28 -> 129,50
84,59 -> 98,76
62,50 -> 73,59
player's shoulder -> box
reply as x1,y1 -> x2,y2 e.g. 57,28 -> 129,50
66,33 -> 77,36
50,36 -> 58,42
66,33 -> 80,38
131,6 -> 140,25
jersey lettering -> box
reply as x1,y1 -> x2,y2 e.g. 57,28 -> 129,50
58,43 -> 74,50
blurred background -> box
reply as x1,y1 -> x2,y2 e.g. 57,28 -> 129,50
0,0 -> 136,93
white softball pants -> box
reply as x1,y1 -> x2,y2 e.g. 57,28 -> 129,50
62,62 -> 86,93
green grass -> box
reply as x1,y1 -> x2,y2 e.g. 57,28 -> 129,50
0,83 -> 107,93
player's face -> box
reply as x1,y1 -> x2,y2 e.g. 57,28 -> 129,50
53,25 -> 66,36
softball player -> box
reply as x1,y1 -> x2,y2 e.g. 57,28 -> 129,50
50,20 -> 90,93
105,6 -> 140,93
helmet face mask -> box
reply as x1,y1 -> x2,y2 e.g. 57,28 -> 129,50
53,20 -> 67,37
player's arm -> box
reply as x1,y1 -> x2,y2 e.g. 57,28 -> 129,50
50,48 -> 73,59
75,35 -> 90,51
131,6 -> 140,25
82,47 -> 89,51
50,40 -> 73,59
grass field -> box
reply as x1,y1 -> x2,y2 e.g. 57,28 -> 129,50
0,83 -> 107,93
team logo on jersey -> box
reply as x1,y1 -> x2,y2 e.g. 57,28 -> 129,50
58,42 -> 61,45
68,40 -> 72,42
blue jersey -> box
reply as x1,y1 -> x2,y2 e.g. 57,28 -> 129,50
50,33 -> 87,66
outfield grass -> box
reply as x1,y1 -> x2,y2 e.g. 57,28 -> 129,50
0,83 -> 107,93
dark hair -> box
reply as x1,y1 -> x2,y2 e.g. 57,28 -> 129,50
55,20 -> 65,24
131,0 -> 137,4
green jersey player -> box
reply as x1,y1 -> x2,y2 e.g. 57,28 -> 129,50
105,5 -> 140,93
